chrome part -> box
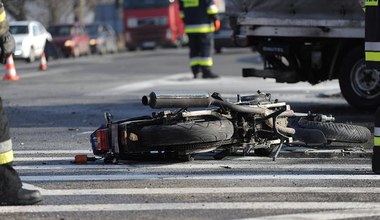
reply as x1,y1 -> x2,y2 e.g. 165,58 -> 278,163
142,91 -> 212,108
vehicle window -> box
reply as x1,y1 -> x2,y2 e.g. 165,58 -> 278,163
86,25 -> 99,35
38,23 -> 46,34
106,25 -> 115,35
48,25 -> 72,36
33,25 -> 39,36
9,25 -> 29,35
124,0 -> 170,9
77,26 -> 85,35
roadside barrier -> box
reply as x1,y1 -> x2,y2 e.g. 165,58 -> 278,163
39,52 -> 47,71
372,106 -> 380,173
3,55 -> 20,81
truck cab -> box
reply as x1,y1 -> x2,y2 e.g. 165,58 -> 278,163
227,0 -> 379,110
123,0 -> 187,51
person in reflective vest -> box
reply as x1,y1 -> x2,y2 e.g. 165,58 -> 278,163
0,1 -> 42,205
179,0 -> 220,79
365,0 -> 380,70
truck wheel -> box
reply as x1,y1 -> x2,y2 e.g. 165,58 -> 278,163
138,119 -> 234,154
339,46 -> 380,110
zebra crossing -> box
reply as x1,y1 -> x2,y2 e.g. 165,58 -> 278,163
1,149 -> 380,219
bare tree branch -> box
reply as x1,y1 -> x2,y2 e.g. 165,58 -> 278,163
4,0 -> 117,24
3,0 -> 27,20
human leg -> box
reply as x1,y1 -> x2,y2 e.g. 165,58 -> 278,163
199,33 -> 219,78
0,97 -> 42,205
188,34 -> 202,78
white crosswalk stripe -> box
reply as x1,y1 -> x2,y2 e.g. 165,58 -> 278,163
2,150 -> 380,219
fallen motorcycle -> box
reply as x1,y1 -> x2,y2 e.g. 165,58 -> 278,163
90,91 -> 371,163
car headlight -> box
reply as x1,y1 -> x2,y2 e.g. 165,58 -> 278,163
64,40 -> 73,47
89,39 -> 98,46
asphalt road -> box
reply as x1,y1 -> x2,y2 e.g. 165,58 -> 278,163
0,48 -> 377,219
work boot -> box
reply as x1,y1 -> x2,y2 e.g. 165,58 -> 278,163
201,67 -> 220,79
1,188 -> 42,206
193,72 -> 202,79
0,164 -> 42,206
202,72 -> 220,79
191,65 -> 202,79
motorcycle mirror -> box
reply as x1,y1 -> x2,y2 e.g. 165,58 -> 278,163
104,112 -> 113,124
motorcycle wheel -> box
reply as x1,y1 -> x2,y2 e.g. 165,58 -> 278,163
138,119 -> 234,154
297,118 -> 371,143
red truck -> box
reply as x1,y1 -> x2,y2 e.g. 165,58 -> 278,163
123,0 -> 187,51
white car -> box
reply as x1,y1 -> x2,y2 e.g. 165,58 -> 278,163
9,21 -> 52,63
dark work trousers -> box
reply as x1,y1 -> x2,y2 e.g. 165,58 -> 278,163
0,97 -> 10,143
188,33 -> 213,75
365,2 -> 380,69
0,164 -> 22,198
0,97 -> 22,198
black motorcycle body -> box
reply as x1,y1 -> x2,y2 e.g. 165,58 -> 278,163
90,91 -> 371,162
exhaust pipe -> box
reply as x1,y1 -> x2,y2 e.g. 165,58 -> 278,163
142,91 -> 212,109
142,91 -> 266,114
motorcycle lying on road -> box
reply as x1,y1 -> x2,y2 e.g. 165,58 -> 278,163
90,91 -> 371,163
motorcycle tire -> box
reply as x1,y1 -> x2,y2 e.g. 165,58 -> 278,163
138,119 -> 234,153
297,118 -> 371,143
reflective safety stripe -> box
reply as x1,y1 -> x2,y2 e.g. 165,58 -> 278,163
185,24 -> 215,33
375,127 -> 380,136
190,57 -> 213,67
0,139 -> 12,153
207,4 -> 218,14
190,60 -> 199,66
376,137 -> 380,147
190,57 -> 200,66
0,10 -> 6,23
366,0 -> 379,6
366,42 -> 380,52
0,150 -> 14,164
365,51 -> 380,61
182,0 -> 199,7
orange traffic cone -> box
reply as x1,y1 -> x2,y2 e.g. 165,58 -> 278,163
39,52 -> 47,71
3,55 -> 19,81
